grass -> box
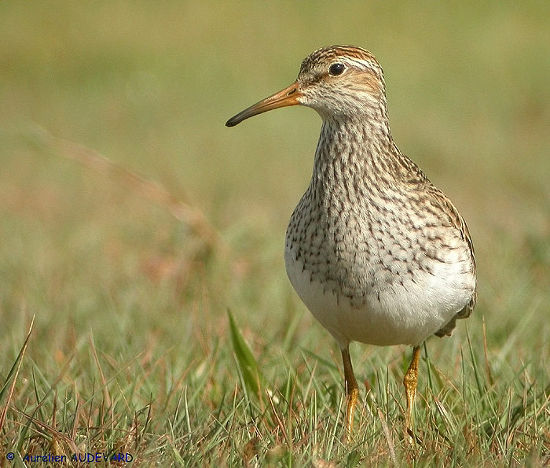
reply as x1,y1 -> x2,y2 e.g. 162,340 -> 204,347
1,1 -> 549,465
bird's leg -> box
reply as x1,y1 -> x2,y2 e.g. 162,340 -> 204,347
341,346 -> 359,440
403,345 -> 421,441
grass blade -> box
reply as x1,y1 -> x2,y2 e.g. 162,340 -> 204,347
0,315 -> 35,433
227,310 -> 264,401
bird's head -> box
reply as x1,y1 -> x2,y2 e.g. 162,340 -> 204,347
226,45 -> 387,127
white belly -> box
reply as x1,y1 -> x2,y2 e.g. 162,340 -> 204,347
285,246 -> 475,349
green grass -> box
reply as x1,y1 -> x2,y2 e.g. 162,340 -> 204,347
1,1 -> 549,465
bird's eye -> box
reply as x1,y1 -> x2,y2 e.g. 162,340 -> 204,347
328,63 -> 345,76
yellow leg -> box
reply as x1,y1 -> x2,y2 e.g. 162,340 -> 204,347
403,345 -> 421,440
341,346 -> 359,440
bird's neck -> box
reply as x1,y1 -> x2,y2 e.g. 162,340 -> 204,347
310,112 -> 397,194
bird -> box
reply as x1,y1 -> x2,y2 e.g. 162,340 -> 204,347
226,45 -> 476,440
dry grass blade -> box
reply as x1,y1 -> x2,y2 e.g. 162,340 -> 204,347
28,124 -> 227,256
10,406 -> 80,453
267,389 -> 290,448
89,333 -> 111,409
0,315 -> 35,433
377,407 -> 397,466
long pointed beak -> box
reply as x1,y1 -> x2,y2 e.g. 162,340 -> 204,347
226,81 -> 302,127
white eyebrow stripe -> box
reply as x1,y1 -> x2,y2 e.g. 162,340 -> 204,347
340,56 -> 377,71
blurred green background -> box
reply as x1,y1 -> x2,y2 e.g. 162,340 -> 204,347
1,1 -> 548,464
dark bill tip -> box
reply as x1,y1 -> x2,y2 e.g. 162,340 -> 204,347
225,115 -> 242,127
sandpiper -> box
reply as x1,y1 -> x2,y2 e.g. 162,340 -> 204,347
226,45 -> 476,439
